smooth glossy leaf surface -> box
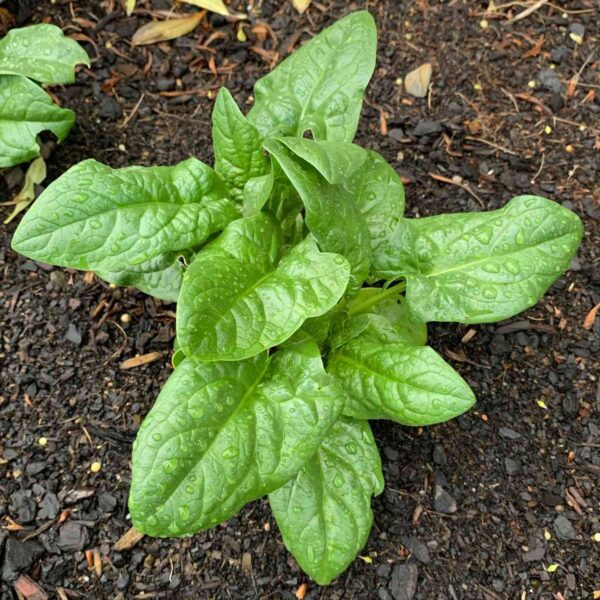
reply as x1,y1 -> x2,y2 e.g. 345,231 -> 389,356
328,333 -> 475,425
0,75 -> 75,168
265,139 -> 370,292
269,417 -> 383,585
12,158 -> 238,271
373,196 -> 583,324
178,213 -> 350,361
248,11 -> 376,142
129,337 -> 345,536
0,24 -> 89,84
213,88 -> 269,201
96,252 -> 188,302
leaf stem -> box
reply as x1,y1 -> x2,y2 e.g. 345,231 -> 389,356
347,282 -> 406,316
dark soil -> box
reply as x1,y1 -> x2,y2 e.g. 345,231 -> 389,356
1,1 -> 599,599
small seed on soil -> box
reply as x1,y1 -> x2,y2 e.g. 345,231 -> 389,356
90,461 -> 102,473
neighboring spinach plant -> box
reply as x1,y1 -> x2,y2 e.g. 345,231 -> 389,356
0,24 -> 89,167
11,11 -> 583,585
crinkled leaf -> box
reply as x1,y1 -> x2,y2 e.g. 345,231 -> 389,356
129,337 -> 345,536
346,287 -> 427,346
373,196 -> 583,324
269,417 -> 383,585
213,88 -> 269,202
0,75 -> 75,168
178,213 -> 350,361
328,334 -> 475,425
349,150 -> 405,267
248,11 -> 376,142
12,158 -> 238,271
0,24 -> 89,84
96,251 -> 188,302
275,137 -> 367,184
265,138 -> 370,293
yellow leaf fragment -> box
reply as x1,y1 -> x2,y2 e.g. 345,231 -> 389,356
359,555 -> 373,564
293,0 -> 312,14
3,156 -> 46,224
536,399 -> 548,409
546,563 -> 559,573
404,63 -> 432,98
124,0 -> 136,15
177,0 -> 246,19
132,12 -> 204,46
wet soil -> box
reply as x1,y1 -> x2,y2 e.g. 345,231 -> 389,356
1,1 -> 599,598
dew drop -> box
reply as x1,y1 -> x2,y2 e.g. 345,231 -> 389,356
505,259 -> 521,275
178,505 -> 190,521
292,506 -> 302,514
185,485 -> 195,494
222,446 -> 238,459
333,255 -> 345,265
474,226 -> 493,245
163,457 -> 178,474
152,433 -> 162,442
90,219 -> 102,229
345,442 -> 358,454
333,473 -> 345,488
515,231 -> 525,245
482,287 -> 497,300
483,262 -> 500,273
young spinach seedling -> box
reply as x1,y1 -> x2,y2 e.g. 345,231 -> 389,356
11,11 -> 583,585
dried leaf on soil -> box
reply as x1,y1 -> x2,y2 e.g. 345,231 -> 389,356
132,12 -> 205,46
177,0 -> 247,19
2,156 -> 46,224
293,0 -> 312,14
124,0 -> 136,15
404,62 -> 432,98
583,303 -> 599,330
113,526 -> 145,551
120,351 -> 164,369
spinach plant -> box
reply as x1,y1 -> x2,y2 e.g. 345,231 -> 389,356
11,11 -> 583,585
0,24 -> 89,168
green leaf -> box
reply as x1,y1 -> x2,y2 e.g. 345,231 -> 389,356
275,137 -> 367,184
212,88 -> 269,202
0,75 -> 75,168
177,213 -> 350,361
129,337 -> 345,536
346,287 -> 427,346
0,24 -> 89,84
242,171 -> 274,217
248,11 -> 377,142
265,138 -> 370,293
328,334 -> 475,425
11,158 -> 239,271
269,417 -> 383,585
373,196 -> 583,324
349,150 -> 405,267
95,251 -> 188,302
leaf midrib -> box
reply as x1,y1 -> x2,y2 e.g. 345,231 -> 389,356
421,229 -> 577,279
